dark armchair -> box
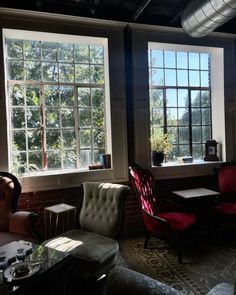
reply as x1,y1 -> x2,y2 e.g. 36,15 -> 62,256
0,171 -> 40,246
130,166 -> 196,263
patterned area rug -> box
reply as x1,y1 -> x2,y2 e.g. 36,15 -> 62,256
118,235 -> 236,295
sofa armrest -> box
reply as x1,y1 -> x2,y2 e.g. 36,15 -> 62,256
9,211 -> 40,242
105,266 -> 183,295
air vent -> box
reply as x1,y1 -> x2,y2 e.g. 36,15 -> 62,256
181,0 -> 236,37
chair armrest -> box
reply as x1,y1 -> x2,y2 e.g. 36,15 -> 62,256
9,211 -> 40,242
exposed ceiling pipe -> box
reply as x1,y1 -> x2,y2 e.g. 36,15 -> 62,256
132,0 -> 151,21
181,0 -> 236,38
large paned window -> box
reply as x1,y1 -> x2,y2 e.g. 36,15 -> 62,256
3,29 -> 111,176
149,42 -> 212,161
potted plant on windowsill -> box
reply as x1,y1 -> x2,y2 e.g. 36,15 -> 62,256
150,130 -> 173,166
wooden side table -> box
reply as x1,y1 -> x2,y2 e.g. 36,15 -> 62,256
44,203 -> 77,239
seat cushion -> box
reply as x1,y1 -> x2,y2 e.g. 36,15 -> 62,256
214,202 -> 236,215
44,229 -> 119,279
158,212 -> 196,232
206,283 -> 234,295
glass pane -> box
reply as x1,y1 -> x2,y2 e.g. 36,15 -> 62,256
151,50 -> 163,67
10,84 -> 24,106
58,43 -> 74,62
179,127 -> 189,143
6,39 -> 23,58
167,127 -> 178,144
27,108 -> 40,128
91,88 -> 104,107
192,144 -> 203,159
8,61 -> 24,80
42,42 -> 57,61
45,86 -> 59,106
192,108 -> 201,125
202,108 -> 211,125
150,89 -> 163,108
61,108 -> 74,127
46,130 -> 61,149
92,108 -> 104,128
200,53 -> 209,70
75,65 -> 90,83
75,44 -> 89,63
90,65 -> 104,84
24,40 -> 41,60
13,131 -> 26,150
26,87 -> 40,106
201,91 -> 210,107
42,62 -> 59,82
191,90 -> 200,107
28,152 -> 42,170
201,71 -> 209,87
62,130 -> 76,148
189,70 -> 200,86
152,108 -> 163,126
63,150 -> 76,168
167,108 -> 177,125
189,52 -> 199,69
165,69 -> 176,86
179,145 -> 190,156
177,52 -> 187,69
192,126 -> 201,142
79,108 -> 91,127
12,152 -> 27,172
46,109 -> 60,128
151,69 -> 164,86
61,86 -> 74,107
177,70 -> 188,86
179,108 -> 189,125
80,150 -> 91,168
59,64 -> 74,83
178,89 -> 188,107
166,89 -> 177,107
93,130 -> 105,148
28,130 -> 41,150
78,88 -> 91,107
202,126 -> 211,141
25,61 -> 41,80
90,45 -> 104,64
47,151 -> 61,169
12,108 -> 25,128
80,129 -> 91,148
164,51 -> 175,68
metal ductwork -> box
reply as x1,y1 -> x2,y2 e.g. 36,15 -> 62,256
181,0 -> 236,38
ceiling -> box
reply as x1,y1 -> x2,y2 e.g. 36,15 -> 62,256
1,0 -> 236,35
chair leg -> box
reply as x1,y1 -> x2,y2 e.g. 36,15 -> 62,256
144,234 -> 150,249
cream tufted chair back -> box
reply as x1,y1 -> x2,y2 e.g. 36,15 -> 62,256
80,182 -> 130,238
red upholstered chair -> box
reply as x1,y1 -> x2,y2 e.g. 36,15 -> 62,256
0,171 -> 40,246
130,166 -> 196,263
213,163 -> 236,234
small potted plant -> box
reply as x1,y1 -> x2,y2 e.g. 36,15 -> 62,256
150,130 -> 172,166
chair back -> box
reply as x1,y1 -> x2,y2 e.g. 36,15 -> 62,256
0,172 -> 21,231
218,165 -> 236,197
130,167 -> 158,216
80,182 -> 129,238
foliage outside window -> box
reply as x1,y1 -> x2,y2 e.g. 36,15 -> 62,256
149,43 -> 212,162
4,30 -> 110,176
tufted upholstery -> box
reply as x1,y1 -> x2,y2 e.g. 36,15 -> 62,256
44,182 -> 129,280
0,171 -> 40,246
104,266 -> 234,295
80,182 -> 128,238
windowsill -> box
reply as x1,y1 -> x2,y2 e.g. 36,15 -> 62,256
19,167 -> 127,193
151,160 -> 224,180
